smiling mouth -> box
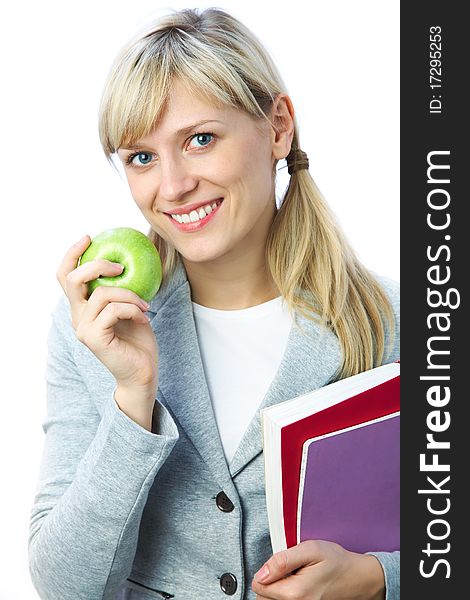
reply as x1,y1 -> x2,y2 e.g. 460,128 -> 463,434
166,199 -> 223,224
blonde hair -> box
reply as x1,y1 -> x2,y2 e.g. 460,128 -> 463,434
98,7 -> 396,380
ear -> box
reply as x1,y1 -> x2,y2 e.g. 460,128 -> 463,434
269,93 -> 295,163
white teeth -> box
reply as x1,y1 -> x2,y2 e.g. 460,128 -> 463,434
170,199 -> 222,224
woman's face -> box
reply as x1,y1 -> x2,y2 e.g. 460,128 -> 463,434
117,79 -> 282,267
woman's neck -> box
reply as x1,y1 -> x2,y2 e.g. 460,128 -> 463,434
182,255 -> 280,310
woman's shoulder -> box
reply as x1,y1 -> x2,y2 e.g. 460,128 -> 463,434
50,293 -> 74,328
47,294 -> 76,350
372,272 -> 400,363
373,273 -> 399,313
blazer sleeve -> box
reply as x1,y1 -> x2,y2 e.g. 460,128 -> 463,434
28,296 -> 179,600
366,274 -> 400,600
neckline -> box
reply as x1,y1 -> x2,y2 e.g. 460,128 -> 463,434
191,295 -> 284,319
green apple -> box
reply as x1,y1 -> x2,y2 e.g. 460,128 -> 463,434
79,227 -> 162,302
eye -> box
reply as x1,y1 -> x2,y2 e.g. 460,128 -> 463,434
187,132 -> 214,149
127,152 -> 154,167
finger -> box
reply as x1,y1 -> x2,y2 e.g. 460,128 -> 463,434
94,302 -> 150,332
65,258 -> 125,310
56,235 -> 91,293
82,285 -> 150,324
252,573 -> 308,600
255,592 -> 283,600
76,302 -> 150,348
254,541 -> 323,585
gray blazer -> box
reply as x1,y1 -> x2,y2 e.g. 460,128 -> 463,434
29,259 -> 400,600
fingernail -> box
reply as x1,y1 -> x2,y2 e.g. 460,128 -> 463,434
255,565 -> 269,583
75,235 -> 88,245
141,300 -> 150,309
111,263 -> 124,271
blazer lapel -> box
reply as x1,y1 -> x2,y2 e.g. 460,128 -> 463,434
148,260 -> 234,491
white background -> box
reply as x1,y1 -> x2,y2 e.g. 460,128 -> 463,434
0,1 -> 399,597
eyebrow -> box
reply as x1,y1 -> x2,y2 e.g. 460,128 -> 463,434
120,119 -> 224,151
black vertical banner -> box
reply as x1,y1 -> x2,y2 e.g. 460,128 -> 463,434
401,2 -> 467,598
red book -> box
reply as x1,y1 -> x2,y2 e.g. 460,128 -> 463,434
261,362 -> 400,553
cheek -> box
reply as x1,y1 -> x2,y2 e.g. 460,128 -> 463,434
225,132 -> 270,175
228,139 -> 274,202
126,174 -> 155,211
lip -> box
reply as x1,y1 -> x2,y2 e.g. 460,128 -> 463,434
165,198 -> 224,232
164,198 -> 223,215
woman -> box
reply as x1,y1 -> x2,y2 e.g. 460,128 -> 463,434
29,7 -> 399,600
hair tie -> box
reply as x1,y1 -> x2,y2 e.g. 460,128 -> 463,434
286,147 -> 309,175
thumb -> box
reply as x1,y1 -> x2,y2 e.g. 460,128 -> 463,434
254,542 -> 321,584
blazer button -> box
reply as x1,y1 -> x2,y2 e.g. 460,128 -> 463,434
220,572 -> 237,595
216,491 -> 234,512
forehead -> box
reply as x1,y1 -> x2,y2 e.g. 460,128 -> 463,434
156,78 -> 249,133
118,78 -> 268,150
159,86 -> 228,127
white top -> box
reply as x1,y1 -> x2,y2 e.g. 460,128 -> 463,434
191,296 -> 293,465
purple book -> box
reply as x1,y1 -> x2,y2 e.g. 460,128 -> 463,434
297,412 -> 400,553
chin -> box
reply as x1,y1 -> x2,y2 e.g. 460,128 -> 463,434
179,243 -> 234,266
180,251 -> 222,266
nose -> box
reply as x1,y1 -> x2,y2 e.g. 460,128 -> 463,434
158,155 -> 198,203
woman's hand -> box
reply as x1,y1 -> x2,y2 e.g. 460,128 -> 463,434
56,235 -> 159,428
252,540 -> 385,600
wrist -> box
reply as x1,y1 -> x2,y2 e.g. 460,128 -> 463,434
360,554 -> 386,600
114,383 -> 157,432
